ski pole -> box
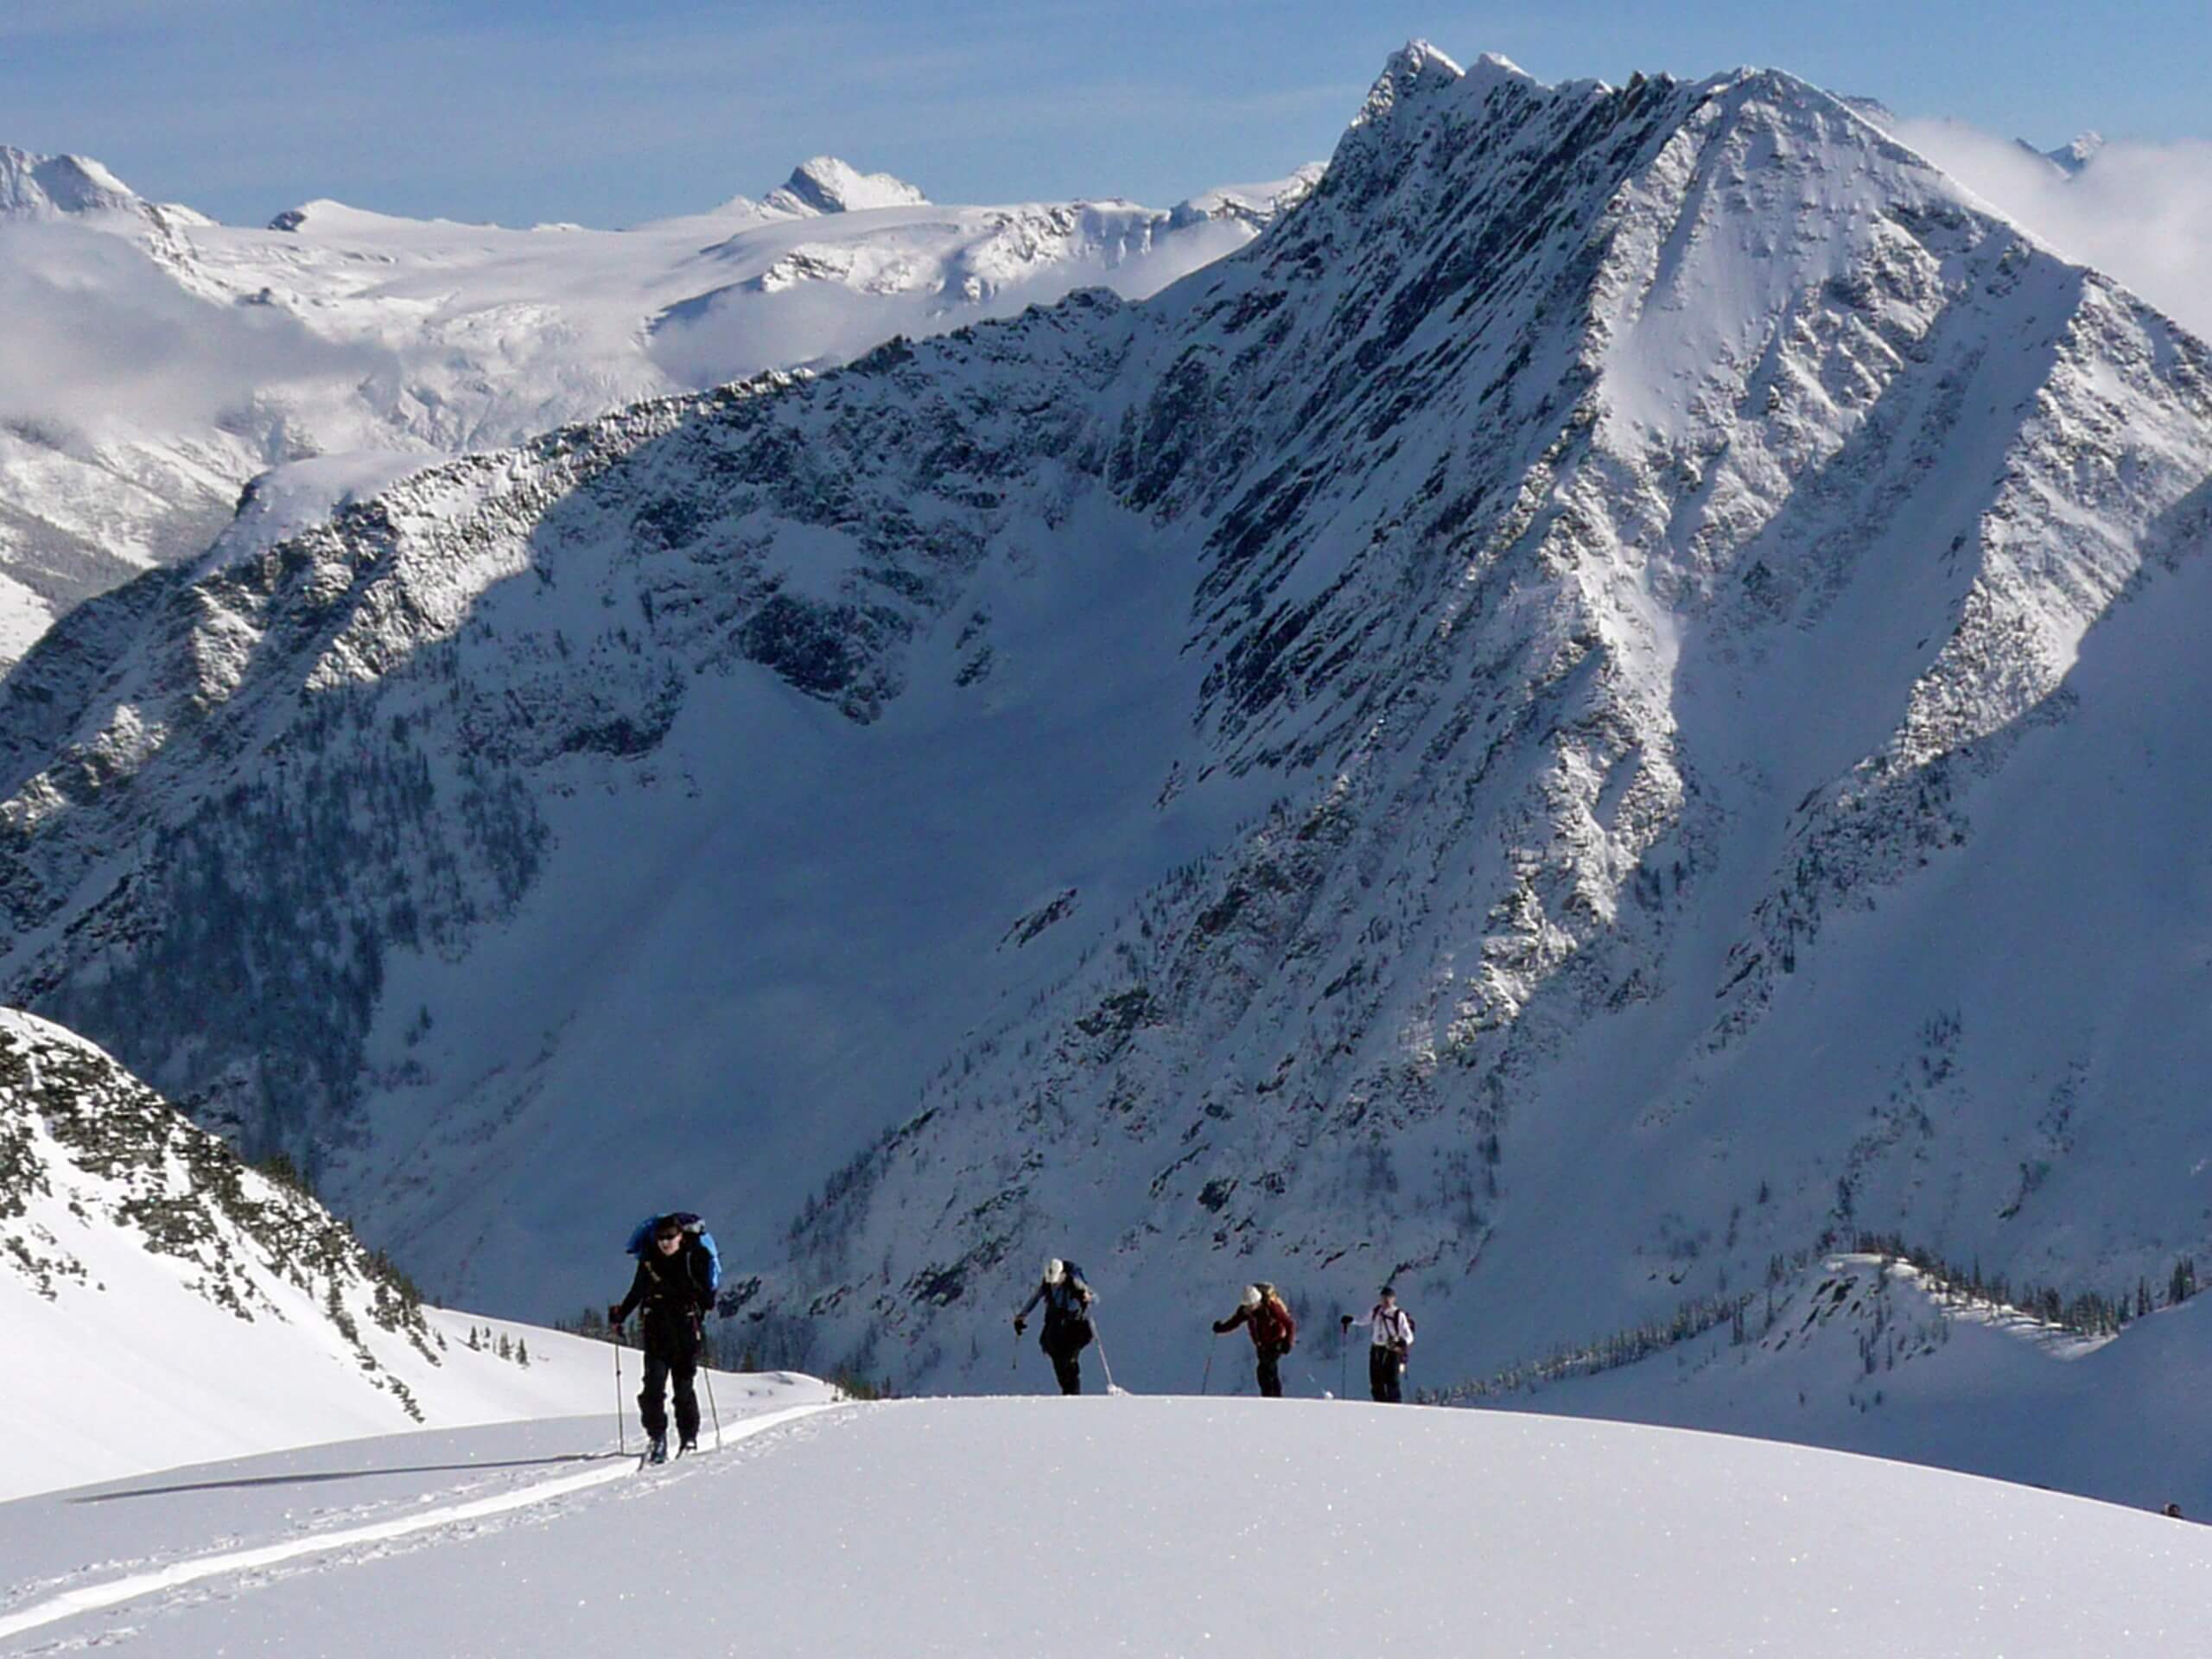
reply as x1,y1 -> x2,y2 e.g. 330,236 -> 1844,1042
613,1329 -> 626,1456
1339,1341 -> 1347,1402
1200,1341 -> 1214,1396
1091,1316 -> 1118,1393
704,1364 -> 722,1449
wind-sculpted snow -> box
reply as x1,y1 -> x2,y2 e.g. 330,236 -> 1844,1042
1,44 -> 2210,1423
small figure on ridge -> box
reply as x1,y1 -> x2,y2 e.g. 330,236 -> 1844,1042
1214,1281 -> 1298,1397
1014,1257 -> 1096,1395
1341,1283 -> 1415,1402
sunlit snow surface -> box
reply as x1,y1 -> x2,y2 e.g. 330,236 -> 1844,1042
4,1398 -> 2209,1656
0,147 -> 1319,664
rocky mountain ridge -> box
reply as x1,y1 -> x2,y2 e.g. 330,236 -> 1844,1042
0,1006 -> 434,1414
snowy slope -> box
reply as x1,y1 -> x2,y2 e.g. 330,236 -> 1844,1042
0,1004 -> 823,1500
1454,1250 -> 2212,1516
1,39 -> 2209,1447
4,1397 -> 2210,1656
0,145 -> 1319,665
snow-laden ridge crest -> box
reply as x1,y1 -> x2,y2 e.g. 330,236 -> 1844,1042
765,156 -> 931,216
0,48 -> 2209,1416
0,1007 -> 435,1410
0,146 -> 139,218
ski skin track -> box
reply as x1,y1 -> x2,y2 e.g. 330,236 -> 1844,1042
0,1402 -> 845,1643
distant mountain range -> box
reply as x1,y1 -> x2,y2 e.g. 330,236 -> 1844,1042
0,142 -> 1319,665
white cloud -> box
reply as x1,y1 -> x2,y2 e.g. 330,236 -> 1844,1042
0,220 -> 387,435
1893,117 -> 2212,341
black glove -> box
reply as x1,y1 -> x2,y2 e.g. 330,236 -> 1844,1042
1339,1314 -> 1353,1330
1212,1319 -> 1231,1334
1013,1316 -> 1027,1335
607,1304 -> 625,1327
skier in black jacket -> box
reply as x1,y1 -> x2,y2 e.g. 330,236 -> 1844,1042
609,1214 -> 715,1461
1013,1257 -> 1096,1394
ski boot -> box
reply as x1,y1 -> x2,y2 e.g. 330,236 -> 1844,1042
647,1433 -> 668,1465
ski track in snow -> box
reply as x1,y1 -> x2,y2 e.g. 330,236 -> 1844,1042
8,1396 -> 2212,1656
0,1402 -> 844,1648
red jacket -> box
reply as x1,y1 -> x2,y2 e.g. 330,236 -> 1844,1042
1218,1294 -> 1297,1352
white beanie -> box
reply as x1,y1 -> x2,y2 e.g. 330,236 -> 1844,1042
1045,1258 -> 1066,1284
1241,1284 -> 1262,1309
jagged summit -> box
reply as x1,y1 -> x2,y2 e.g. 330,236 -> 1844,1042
765,156 -> 929,216
2012,130 -> 2107,175
0,145 -> 143,218
0,144 -> 212,229
1351,38 -> 1469,130
2052,130 -> 2106,171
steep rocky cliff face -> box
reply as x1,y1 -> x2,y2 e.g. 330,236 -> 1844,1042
1,47 -> 2208,1394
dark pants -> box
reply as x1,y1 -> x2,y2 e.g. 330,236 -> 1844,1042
1370,1345 -> 1404,1403
639,1314 -> 702,1442
1043,1319 -> 1091,1395
1049,1344 -> 1084,1395
1256,1344 -> 1286,1398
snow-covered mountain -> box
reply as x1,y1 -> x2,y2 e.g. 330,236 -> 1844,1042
0,1004 -> 768,1498
2,40 -> 2209,1429
0,145 -> 1320,667
2013,130 -> 2107,175
1454,1248 -> 2212,1516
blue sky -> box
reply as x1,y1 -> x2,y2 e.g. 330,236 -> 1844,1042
3,1 -> 2206,226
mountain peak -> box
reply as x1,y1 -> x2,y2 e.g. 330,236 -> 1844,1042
0,145 -> 140,218
766,156 -> 929,216
2050,130 -> 2106,173
1354,40 -> 1469,130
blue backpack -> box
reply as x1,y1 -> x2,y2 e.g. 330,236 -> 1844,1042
1046,1261 -> 1090,1321
626,1212 -> 722,1294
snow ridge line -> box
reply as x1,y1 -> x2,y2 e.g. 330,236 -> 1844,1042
0,1402 -> 846,1643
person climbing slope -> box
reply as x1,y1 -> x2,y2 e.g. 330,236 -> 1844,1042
1014,1257 -> 1096,1395
609,1211 -> 721,1462
1213,1281 -> 1297,1397
1341,1283 -> 1415,1402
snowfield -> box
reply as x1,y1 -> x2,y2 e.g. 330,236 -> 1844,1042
0,143 -> 1319,664
3,1396 -> 2209,1656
